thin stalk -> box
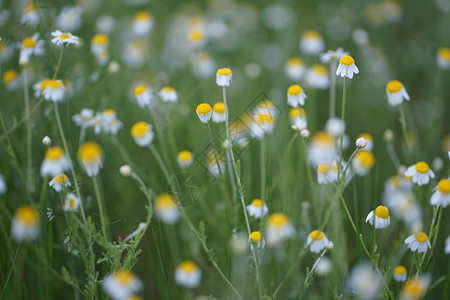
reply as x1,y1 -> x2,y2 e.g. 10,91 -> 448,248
260,138 -> 266,202
399,104 -> 410,160
329,61 -> 337,118
206,123 -> 223,176
309,249 -> 327,276
0,246 -> 20,300
337,77 -> 347,183
421,207 -> 442,273
342,148 -> 359,181
23,68 -> 33,193
93,175 -> 108,240
149,144 -> 171,181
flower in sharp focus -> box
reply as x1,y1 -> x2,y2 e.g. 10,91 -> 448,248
63,193 -> 80,212
103,269 -> 143,300
266,212 -> 295,246
49,173 -> 71,192
393,265 -> 407,282
400,275 -> 431,300
307,230 -> 330,253
305,64 -> 329,89
250,113 -> 274,140
357,133 -> 374,151
11,205 -> 39,242
356,137 -> 367,149
51,30 -> 80,46
404,161 -> 435,186
405,232 -> 431,253
336,56 -> 359,79
352,150 -> 375,176
40,146 -> 71,177
196,103 -> 212,123
177,150 -> 194,167
436,47 -> 450,70
175,261 -> 202,288
131,121 -> 154,147
159,86 -> 178,103
287,84 -> 307,107
77,141 -> 104,177
43,79 -> 66,102
346,262 -> 381,300
19,33 -> 45,65
154,193 -> 179,224
285,57 -> 305,80
365,205 -> 391,229
246,199 -> 269,218
212,102 -> 227,123
320,48 -> 350,64
430,178 -> 450,207
132,11 -> 154,36
216,67 -> 232,87
299,30 -> 324,55
386,80 -> 410,106
133,84 -> 153,107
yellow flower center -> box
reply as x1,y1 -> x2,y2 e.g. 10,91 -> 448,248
289,107 -> 306,118
40,79 -> 51,90
162,86 -> 174,93
357,133 -> 372,142
115,269 -> 134,284
178,151 -> 193,162
340,56 -> 355,66
213,102 -> 225,113
155,193 -> 177,210
394,265 -> 406,275
131,122 -> 149,138
356,150 -> 375,168
77,142 -> 103,163
22,37 -> 36,48
133,85 -> 147,96
48,80 -> 63,89
250,231 -> 262,242
69,197 -> 77,209
103,109 -> 115,115
317,163 -> 330,174
179,261 -> 197,273
312,131 -> 335,146
54,174 -> 68,184
258,100 -> 274,109
437,179 -> 450,194
268,213 -> 289,227
374,205 -> 389,219
24,2 -> 36,13
415,161 -> 429,174
288,85 -> 302,95
415,232 -> 428,243
390,176 -> 400,188
287,57 -> 303,66
60,33 -> 70,40
217,68 -> 232,76
92,34 -> 109,45
438,47 -> 450,60
402,278 -> 425,297
2,70 -> 17,83
196,103 -> 212,115
45,146 -> 64,160
134,11 -> 152,21
256,113 -> 273,125
189,30 -> 204,41
15,205 -> 39,226
310,230 -> 324,241
312,64 -> 327,75
252,199 -> 263,207
386,80 -> 402,93
303,30 -> 321,38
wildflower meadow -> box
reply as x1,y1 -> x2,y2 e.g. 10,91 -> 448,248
0,0 -> 449,299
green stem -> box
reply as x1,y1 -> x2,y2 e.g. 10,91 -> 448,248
149,144 -> 171,182
93,175 -> 108,240
338,77 -> 347,183
399,105 -> 409,155
260,138 -> 266,202
206,123 -> 223,176
0,246 -> 20,300
329,61 -> 337,118
23,67 -> 33,194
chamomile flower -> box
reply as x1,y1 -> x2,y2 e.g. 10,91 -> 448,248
314,257 -> 333,276
250,113 -> 274,140
289,107 -> 306,125
317,163 -> 335,184
77,141 -> 104,177
32,78 -> 51,97
430,178 -> 450,207
154,193 -> 179,224
212,102 -> 227,123
122,40 -> 146,68
133,84 -> 153,108
51,30 -> 80,46
366,205 -> 391,229
266,212 -> 295,246
404,161 -> 435,186
346,262 -> 381,300
305,64 -> 329,89
307,230 -> 330,253
393,265 -> 407,282
320,48 -> 350,64
103,269 -> 143,300
21,2 -> 40,27
159,86 -> 177,103
188,29 -> 205,48
56,6 -> 83,32
436,47 -> 450,70
386,80 -> 410,106
352,150 -> 375,176
191,52 -> 215,78
132,12 -> 154,36
405,232 -> 431,253
357,133 -> 374,151
246,199 -> 269,218
336,56 -> 359,79
400,275 -> 430,300
249,231 -> 264,249
325,118 -> 346,137
63,193 -> 80,212
299,30 -> 324,55
131,122 -> 154,147
101,109 -> 123,135
384,190 -> 421,225
207,154 -> 224,177
91,33 -> 109,56
49,173 -> 71,192
2,69 -> 20,90
72,108 -> 94,128
285,57 -> 305,80
11,205 -> 39,242
40,146 -> 71,177
287,84 -> 307,107
19,33 -> 45,65
177,150 -> 194,167
308,131 -> 337,166
196,103 -> 212,123
175,261 -> 202,288
254,100 -> 277,117
43,79 -> 65,102
216,67 -> 232,87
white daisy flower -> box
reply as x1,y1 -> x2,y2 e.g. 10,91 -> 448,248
216,67 -> 232,87
132,11 -> 154,36
287,84 -> 307,107
130,121 -> 154,147
2,69 -> 21,91
212,102 -> 227,123
352,150 -> 375,176
355,137 -> 368,149
154,194 -> 179,224
404,162 -> 435,186
250,113 -> 274,140
320,48 -> 349,64
437,47 -> 450,70
101,109 -> 123,135
56,6 -> 83,32
77,142 -> 103,177
103,269 -> 143,300
49,173 -> 71,192
336,56 -> 359,79
404,232 -> 431,253
317,163 -> 336,184
325,117 -> 346,137
63,193 -> 80,212
249,231 -> 265,250
122,40 -> 146,68
307,230 -> 330,253
305,64 -> 329,90
430,178 -> 450,207
393,265 -> 407,282
43,79 -> 66,102
191,52 -> 215,78
175,261 -> 202,288
308,131 -> 338,167
133,84 -> 153,108
246,199 -> 269,218
386,80 -> 410,106
196,103 -> 212,123
266,213 -> 295,247
314,257 -> 333,276
346,262 -> 381,300
365,205 -> 391,229
91,33 -> 109,56
51,30 -> 80,46
177,151 -> 194,168
32,78 -> 51,98
400,275 -> 431,300
299,30 -> 324,55
159,86 -> 177,103
285,57 -> 305,80
20,2 -> 40,27
289,107 -> 306,125
72,108 -> 95,128
11,205 -> 39,242
19,33 -> 45,65
40,146 -> 72,177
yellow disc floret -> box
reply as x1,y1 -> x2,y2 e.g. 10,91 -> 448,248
303,30 -> 321,38
115,269 -> 134,284
162,86 -> 175,93
386,80 -> 402,93
54,173 -> 68,183
92,34 -> 109,45
288,85 -> 302,95
196,103 -> 212,115
189,30 -> 204,42
60,33 -> 70,40
287,57 -> 303,66
22,37 -> 36,48
318,163 -> 330,174
133,85 -> 147,96
415,232 -> 428,243
213,102 -> 225,113
131,122 -> 149,138
340,56 -> 355,66
256,113 -> 273,124
249,231 -> 262,242
155,193 -> 177,210
394,265 -> 407,275
178,150 -> 193,162
356,150 -> 375,168
415,161 -> 429,174
438,47 -> 450,60
45,146 -> 64,160
310,230 -> 324,241
77,141 -> 103,163
437,179 -> 450,194
374,205 -> 389,219
48,80 -> 63,89
402,278 -> 426,297
311,64 -> 327,75
134,11 -> 152,21
16,205 -> 39,226
252,199 -> 263,207
3,70 -> 17,83
268,213 -> 289,227
217,68 -> 232,76
179,261 -> 197,273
